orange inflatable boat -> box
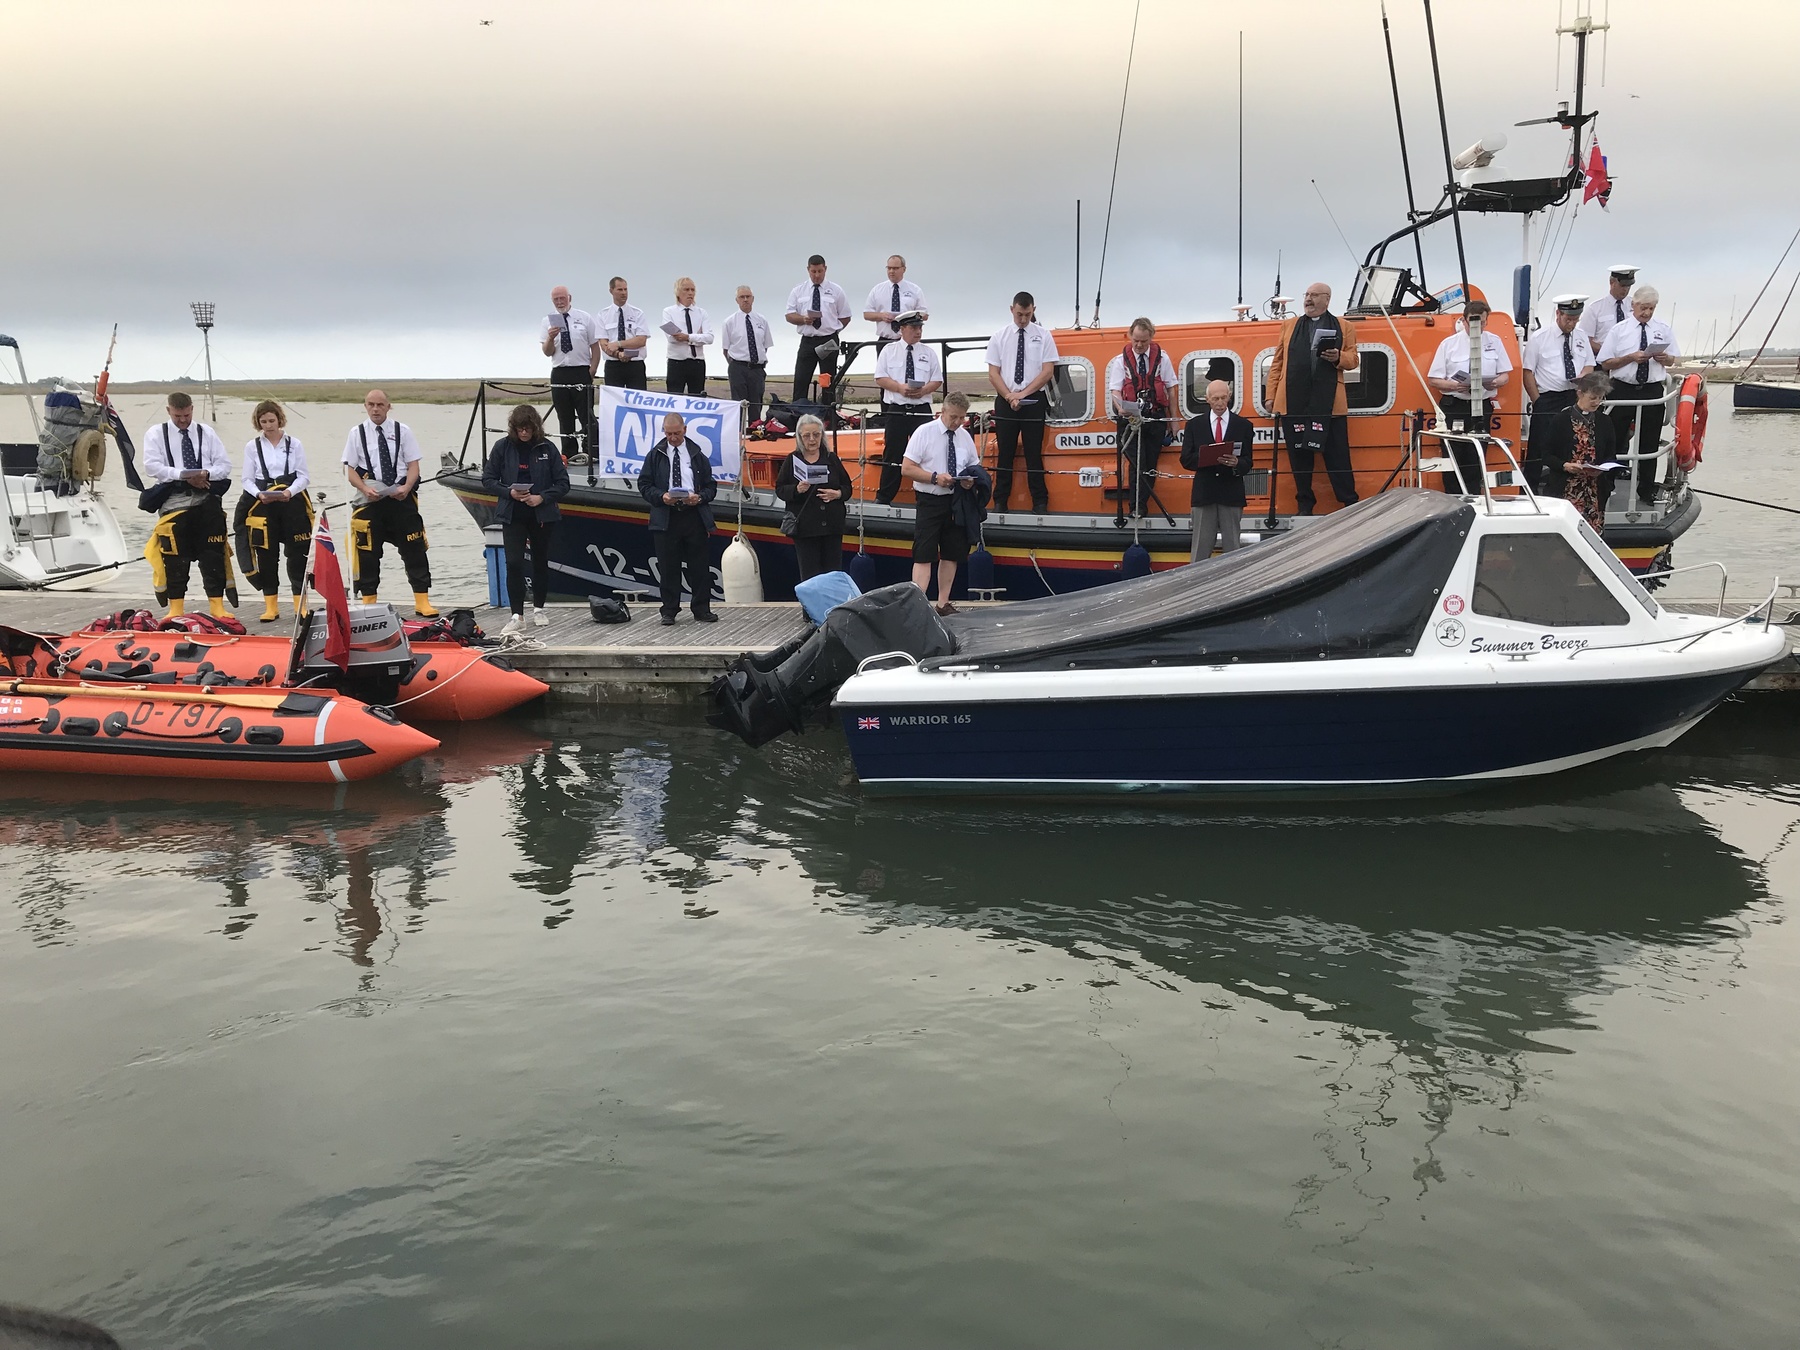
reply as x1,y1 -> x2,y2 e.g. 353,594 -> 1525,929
0,679 -> 439,783
12,627 -> 547,723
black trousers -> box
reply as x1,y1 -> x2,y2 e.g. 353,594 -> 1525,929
1116,414 -> 1172,517
163,496 -> 229,599
1525,389 -> 1577,491
993,402 -> 1049,511
503,514 -> 556,612
234,492 -> 312,595
879,405 -> 933,503
1428,400 -> 1489,498
603,360 -> 648,390
666,357 -> 707,397
728,359 -> 767,422
793,334 -> 836,402
1607,378 -> 1666,504
351,494 -> 431,596
793,533 -> 844,581
549,367 -> 596,461
1282,415 -> 1358,512
653,510 -> 712,616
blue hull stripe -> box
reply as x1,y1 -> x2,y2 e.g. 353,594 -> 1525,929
839,672 -> 1751,788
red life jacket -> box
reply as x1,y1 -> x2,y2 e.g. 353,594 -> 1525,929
1119,342 -> 1169,408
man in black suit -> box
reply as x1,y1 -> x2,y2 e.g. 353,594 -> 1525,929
636,412 -> 719,624
1179,379 -> 1256,561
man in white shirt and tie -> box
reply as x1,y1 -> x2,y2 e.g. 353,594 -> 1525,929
721,285 -> 773,422
785,254 -> 853,402
1522,294 -> 1595,490
596,276 -> 651,391
1596,284 -> 1681,506
141,390 -> 234,618
342,389 -> 437,615
540,285 -> 599,467
863,255 -> 928,350
1426,299 -> 1514,496
661,277 -> 713,397
985,291 -> 1059,513
873,312 -> 942,503
1578,264 -> 1638,355
900,391 -> 981,615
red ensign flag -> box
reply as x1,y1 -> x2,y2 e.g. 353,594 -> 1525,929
1582,142 -> 1612,209
309,516 -> 352,669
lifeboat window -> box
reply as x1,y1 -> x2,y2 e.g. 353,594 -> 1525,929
1180,351 -> 1244,416
1045,357 -> 1094,425
1252,348 -> 1277,416
1471,532 -> 1631,627
1344,346 -> 1395,414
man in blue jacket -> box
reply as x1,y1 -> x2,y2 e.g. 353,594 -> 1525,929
637,412 -> 719,625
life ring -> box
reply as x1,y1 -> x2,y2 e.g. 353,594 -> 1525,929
71,428 -> 107,482
1674,373 -> 1707,470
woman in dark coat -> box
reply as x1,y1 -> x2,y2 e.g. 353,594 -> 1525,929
1537,371 -> 1615,531
482,404 -> 571,634
774,413 -> 854,580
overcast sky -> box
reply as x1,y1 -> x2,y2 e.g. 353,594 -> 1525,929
5,0 -> 1797,383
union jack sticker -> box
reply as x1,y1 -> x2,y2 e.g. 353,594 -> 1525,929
857,716 -> 881,731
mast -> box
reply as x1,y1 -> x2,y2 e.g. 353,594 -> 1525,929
1380,2 -> 1428,292
1236,30 -> 1244,309
1422,0 -> 1470,301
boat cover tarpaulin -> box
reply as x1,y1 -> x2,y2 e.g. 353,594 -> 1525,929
709,583 -> 952,746
930,490 -> 1475,671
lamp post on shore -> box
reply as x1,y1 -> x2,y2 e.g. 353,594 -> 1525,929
191,301 -> 216,423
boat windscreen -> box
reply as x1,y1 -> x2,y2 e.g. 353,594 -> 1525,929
931,489 -> 1474,671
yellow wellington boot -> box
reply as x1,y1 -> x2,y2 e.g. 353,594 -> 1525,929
413,592 -> 439,618
259,595 -> 281,624
166,597 -> 186,618
209,596 -> 230,620
360,593 -> 378,606
292,591 -> 309,618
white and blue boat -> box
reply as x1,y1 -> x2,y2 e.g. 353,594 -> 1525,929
711,489 -> 1785,794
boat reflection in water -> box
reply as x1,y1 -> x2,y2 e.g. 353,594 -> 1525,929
0,720 -> 551,968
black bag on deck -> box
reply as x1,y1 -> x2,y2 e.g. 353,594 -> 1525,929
589,595 -> 631,625
707,583 -> 953,747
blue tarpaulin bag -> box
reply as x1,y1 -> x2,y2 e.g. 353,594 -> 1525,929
794,570 -> 861,625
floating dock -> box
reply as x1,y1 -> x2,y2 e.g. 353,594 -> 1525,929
3,589 -> 1798,702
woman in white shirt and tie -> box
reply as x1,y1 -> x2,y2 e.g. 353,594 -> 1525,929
235,399 -> 314,623
662,278 -> 713,397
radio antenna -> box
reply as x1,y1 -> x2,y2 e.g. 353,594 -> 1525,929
1236,30 -> 1244,308
1090,0 -> 1142,328
1074,199 -> 1082,328
1380,2 -> 1428,293
1423,0 -> 1471,302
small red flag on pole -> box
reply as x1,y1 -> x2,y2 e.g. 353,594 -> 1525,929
308,515 -> 352,670
1582,141 -> 1612,210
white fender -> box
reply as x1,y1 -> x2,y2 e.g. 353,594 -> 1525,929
721,533 -> 763,604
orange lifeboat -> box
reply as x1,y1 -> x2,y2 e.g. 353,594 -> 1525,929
0,679 -> 438,783
27,628 -> 547,723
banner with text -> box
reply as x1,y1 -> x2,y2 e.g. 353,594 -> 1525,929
597,386 -> 742,482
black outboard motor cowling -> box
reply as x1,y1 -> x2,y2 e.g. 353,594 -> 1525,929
708,583 -> 953,747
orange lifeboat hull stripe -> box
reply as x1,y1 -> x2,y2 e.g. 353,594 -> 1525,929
55,630 -> 547,723
0,681 -> 438,783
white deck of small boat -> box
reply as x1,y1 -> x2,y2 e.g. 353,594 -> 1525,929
3,586 -> 1799,701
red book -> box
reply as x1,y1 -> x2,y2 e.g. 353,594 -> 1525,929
1194,437 -> 1239,468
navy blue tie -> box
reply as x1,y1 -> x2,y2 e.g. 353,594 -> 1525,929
1014,328 -> 1025,385
891,282 -> 901,325
1636,322 -> 1650,384
811,284 -> 821,327
377,425 -> 395,482
744,315 -> 757,363
905,344 -> 915,384
179,427 -> 197,470
1562,331 -> 1575,382
559,313 -> 571,354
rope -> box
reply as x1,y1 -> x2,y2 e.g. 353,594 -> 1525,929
1089,0 -> 1142,328
381,645 -> 516,710
1690,487 -> 1800,517
1711,220 -> 1800,360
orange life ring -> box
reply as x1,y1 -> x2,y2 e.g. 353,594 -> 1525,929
1674,373 -> 1707,470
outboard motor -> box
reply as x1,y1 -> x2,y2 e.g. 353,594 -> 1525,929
708,583 -> 953,747
292,603 -> 415,706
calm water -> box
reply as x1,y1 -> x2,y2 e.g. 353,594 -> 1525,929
4,701 -> 1800,1348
